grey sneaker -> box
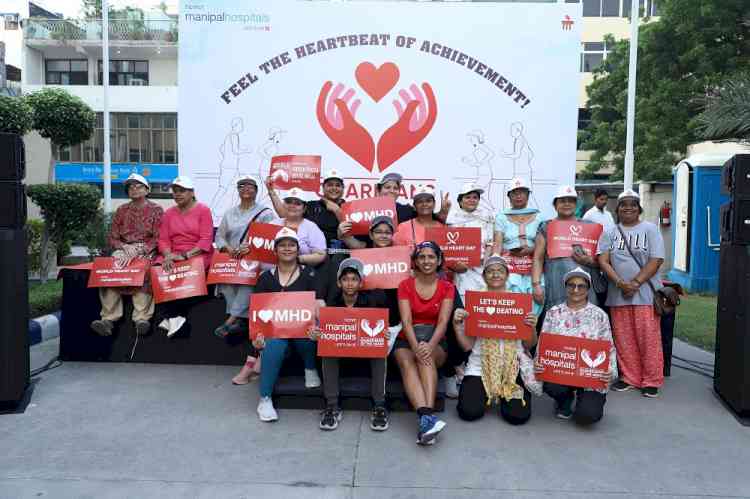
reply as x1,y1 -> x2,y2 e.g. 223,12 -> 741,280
319,406 -> 342,431
91,319 -> 114,336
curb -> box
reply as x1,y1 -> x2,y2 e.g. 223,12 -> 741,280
29,311 -> 61,346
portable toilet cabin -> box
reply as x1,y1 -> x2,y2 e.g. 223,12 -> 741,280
667,153 -> 731,293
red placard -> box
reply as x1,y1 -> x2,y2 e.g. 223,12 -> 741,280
87,257 -> 149,288
349,246 -> 412,290
546,220 -> 603,259
501,252 -> 533,275
317,307 -> 389,358
150,257 -> 208,304
424,227 -> 482,267
246,222 -> 283,264
536,332 -> 611,390
269,154 -> 321,192
249,291 -> 316,339
464,291 -> 533,340
340,196 -> 398,235
206,252 -> 260,285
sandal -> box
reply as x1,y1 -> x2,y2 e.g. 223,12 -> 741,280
232,357 -> 259,385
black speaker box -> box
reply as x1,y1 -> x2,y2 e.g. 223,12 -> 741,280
722,154 -> 750,198
0,133 -> 25,182
715,244 -> 750,419
720,200 -> 750,245
0,182 -> 27,229
0,228 -> 30,406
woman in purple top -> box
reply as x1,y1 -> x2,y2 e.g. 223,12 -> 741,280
269,187 -> 327,267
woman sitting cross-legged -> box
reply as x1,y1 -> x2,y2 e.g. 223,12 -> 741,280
308,258 -> 391,432
250,227 -> 326,422
395,241 -> 453,445
452,254 -> 542,425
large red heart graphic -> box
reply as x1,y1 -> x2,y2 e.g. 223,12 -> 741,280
355,62 -> 400,103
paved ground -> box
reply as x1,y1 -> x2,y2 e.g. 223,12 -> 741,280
1,338 -> 747,499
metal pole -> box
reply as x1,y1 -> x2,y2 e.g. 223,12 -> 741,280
623,0 -> 640,191
102,0 -> 112,213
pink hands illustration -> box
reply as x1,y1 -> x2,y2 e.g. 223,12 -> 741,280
377,82 -> 437,172
316,81 -> 375,172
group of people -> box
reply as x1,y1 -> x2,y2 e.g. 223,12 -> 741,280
91,170 -> 666,445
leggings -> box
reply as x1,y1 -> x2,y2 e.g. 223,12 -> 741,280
322,358 -> 386,408
456,375 -> 532,425
543,383 -> 606,426
259,338 -> 317,398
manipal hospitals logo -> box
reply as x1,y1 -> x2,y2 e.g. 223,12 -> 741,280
183,4 -> 271,31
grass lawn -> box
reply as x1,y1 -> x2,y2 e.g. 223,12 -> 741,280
29,280 -> 63,318
675,294 -> 717,352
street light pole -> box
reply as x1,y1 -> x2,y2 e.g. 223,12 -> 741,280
623,0 -> 640,191
102,0 -> 112,213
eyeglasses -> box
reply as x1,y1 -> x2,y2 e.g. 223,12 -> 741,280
237,183 -> 256,190
566,283 -> 589,291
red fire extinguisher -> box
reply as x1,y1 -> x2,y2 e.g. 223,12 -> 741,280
660,201 -> 671,226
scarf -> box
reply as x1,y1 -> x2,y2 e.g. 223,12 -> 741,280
503,207 -> 540,216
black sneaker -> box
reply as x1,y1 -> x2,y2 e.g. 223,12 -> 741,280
370,404 -> 389,431
319,406 -> 342,431
612,380 -> 633,392
555,396 -> 574,420
91,319 -> 114,336
641,387 -> 659,398
134,320 -> 151,336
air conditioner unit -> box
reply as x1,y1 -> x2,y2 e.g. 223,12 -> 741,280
130,79 -> 146,86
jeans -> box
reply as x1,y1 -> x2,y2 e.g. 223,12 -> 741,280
259,338 -> 318,397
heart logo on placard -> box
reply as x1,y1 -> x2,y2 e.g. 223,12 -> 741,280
355,62 -> 400,103
486,306 -> 496,315
570,225 -> 582,236
239,260 -> 258,272
581,349 -> 606,368
446,232 -> 460,245
361,319 -> 385,337
349,212 -> 363,223
363,264 -> 374,276
252,237 -> 265,249
258,310 -> 274,323
271,169 -> 289,182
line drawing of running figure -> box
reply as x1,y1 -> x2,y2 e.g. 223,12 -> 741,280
255,126 -> 287,202
461,129 -> 496,211
500,122 -> 538,208
209,117 -> 252,213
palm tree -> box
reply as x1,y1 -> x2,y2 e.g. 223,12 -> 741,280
695,73 -> 750,142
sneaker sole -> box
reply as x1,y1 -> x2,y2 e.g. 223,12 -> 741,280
556,412 -> 573,420
370,422 -> 389,431
91,322 -> 112,337
259,415 -> 278,422
612,384 -> 634,392
642,391 -> 659,398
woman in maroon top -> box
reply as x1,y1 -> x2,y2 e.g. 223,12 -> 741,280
396,241 -> 454,445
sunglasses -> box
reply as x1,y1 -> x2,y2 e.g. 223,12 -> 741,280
566,283 -> 589,291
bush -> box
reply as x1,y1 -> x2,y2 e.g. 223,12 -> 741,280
75,209 -> 112,257
29,280 -> 63,318
27,219 -> 49,274
0,95 -> 33,135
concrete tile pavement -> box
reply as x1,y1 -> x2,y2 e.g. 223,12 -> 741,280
1,339 -> 748,499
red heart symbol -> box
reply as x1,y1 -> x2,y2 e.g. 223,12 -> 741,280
355,62 -> 400,103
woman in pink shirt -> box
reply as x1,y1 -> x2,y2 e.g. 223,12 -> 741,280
156,176 -> 214,337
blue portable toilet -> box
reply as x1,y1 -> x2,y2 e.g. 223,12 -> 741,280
667,153 -> 731,293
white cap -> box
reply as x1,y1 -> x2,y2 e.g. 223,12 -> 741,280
507,177 -> 531,193
236,175 -> 257,187
553,185 -> 578,201
563,266 -> 592,286
618,189 -> 640,201
273,227 -> 299,247
282,187 -> 314,203
413,184 -> 436,201
170,176 -> 195,190
457,182 -> 484,197
124,173 -> 149,190
323,169 -> 344,183
483,254 -> 509,272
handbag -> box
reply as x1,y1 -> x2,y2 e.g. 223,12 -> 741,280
615,224 -> 676,316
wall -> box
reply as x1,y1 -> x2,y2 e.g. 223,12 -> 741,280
22,84 -> 177,112
149,58 -> 177,86
639,182 -> 674,277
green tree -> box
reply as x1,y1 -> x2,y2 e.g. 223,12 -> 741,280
694,73 -> 750,142
580,0 -> 750,181
0,95 -> 33,135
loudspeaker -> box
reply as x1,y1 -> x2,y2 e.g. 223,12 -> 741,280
720,200 -> 750,245
0,133 -> 25,182
0,228 -> 29,406
0,182 -> 26,229
722,154 -> 750,198
715,244 -> 750,420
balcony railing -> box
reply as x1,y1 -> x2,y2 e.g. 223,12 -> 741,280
24,18 -> 178,43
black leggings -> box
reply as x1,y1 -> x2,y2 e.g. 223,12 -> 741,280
543,383 -> 606,425
456,375 -> 532,425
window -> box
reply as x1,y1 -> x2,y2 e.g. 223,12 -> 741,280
580,42 -> 610,73
583,0 -> 621,17
577,108 -> 592,131
623,0 -> 658,17
4,14 -> 19,30
97,60 -> 149,86
45,59 -> 88,85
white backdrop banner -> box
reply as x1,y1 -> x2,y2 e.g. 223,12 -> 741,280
179,0 -> 582,222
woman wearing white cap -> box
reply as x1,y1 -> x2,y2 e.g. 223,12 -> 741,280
492,177 -> 543,290
155,176 -> 214,337
535,267 -> 616,424
598,190 -> 665,397
452,255 -> 542,425
393,185 -> 445,248
250,227 -> 327,422
268,187 -> 327,268
90,173 -> 164,337
213,176 -> 274,340
531,185 -> 602,313
375,172 -> 450,225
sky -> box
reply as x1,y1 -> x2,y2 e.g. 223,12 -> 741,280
31,0 -> 179,18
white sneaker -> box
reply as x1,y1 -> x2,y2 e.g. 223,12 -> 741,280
305,368 -> 321,388
445,376 -> 459,399
158,318 -> 170,331
166,316 -> 186,337
257,396 -> 278,422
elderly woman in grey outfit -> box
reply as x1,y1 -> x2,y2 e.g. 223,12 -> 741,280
213,175 -> 274,338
